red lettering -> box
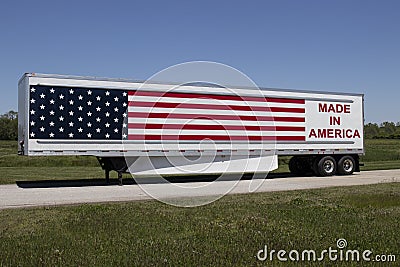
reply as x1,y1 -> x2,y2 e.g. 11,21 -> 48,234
335,129 -> 342,138
335,104 -> 343,113
327,129 -> 334,138
344,104 -> 350,113
308,128 -> 361,139
318,103 -> 351,114
319,103 -> 327,112
309,129 -> 317,138
346,129 -> 352,138
318,129 -> 327,138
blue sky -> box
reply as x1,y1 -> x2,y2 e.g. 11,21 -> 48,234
0,0 -> 399,123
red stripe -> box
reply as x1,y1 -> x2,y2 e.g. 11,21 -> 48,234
128,123 -> 305,132
129,101 -> 305,113
128,135 -> 305,141
128,90 -> 305,104
128,112 -> 305,122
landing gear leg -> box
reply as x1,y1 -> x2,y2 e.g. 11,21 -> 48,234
105,170 -> 110,184
118,172 -> 123,186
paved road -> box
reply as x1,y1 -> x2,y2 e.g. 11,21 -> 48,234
0,169 -> 399,209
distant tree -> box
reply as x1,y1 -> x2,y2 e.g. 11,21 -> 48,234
0,110 -> 18,140
364,123 -> 380,138
380,121 -> 396,136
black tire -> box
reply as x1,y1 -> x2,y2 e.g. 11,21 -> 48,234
337,156 -> 355,175
315,156 -> 336,176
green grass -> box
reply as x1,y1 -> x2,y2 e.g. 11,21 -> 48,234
0,139 -> 399,184
0,183 -> 398,266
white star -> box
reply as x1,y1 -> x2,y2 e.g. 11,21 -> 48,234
40,104 -> 45,110
30,132 -> 35,137
59,94 -> 64,99
69,133 -> 74,138
78,106 -> 83,111
78,95 -> 83,100
123,123 -> 127,128
49,132 -> 54,138
96,117 -> 101,122
96,128 -> 101,133
31,87 -> 36,92
69,89 -> 74,94
105,112 -> 110,117
69,111 -> 74,116
30,121 -> 35,126
114,128 -> 119,133
78,117 -> 83,122
30,98 -> 36,104
87,122 -> 92,127
87,90 -> 92,95
87,101 -> 92,106
30,110 -> 35,115
40,115 -> 45,121
40,93 -> 45,99
59,105 -> 64,110
87,133 -> 92,138
105,133 -> 110,138
114,107 -> 119,112
105,101 -> 110,107
50,88 -> 55,93
50,110 -> 55,115
114,118 -> 119,122
96,96 -> 101,101
105,91 -> 110,96
40,127 -> 45,132
122,113 -> 127,118
50,99 -> 55,104
59,127 -> 64,132
87,111 -> 92,116
69,100 -> 74,105
122,102 -> 127,107
49,121 -> 55,126
69,122 -> 74,127
59,116 -> 64,121
78,127 -> 83,133
123,92 -> 127,96
114,97 -> 119,102
96,106 -> 101,112
105,123 -> 110,128
122,133 -> 127,139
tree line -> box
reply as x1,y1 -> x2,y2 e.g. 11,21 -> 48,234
0,111 -> 398,140
0,111 -> 18,140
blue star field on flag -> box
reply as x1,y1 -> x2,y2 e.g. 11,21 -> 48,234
29,85 -> 128,140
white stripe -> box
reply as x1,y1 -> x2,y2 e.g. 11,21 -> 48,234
128,96 -> 304,108
127,118 -> 305,127
128,129 -> 304,136
127,107 -> 304,117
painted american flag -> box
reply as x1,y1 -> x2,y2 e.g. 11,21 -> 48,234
29,85 -> 128,140
29,85 -> 306,142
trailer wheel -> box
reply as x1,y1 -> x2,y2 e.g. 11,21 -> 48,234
315,156 -> 336,176
337,156 -> 355,175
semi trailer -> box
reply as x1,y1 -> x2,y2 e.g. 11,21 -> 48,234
18,73 -> 364,183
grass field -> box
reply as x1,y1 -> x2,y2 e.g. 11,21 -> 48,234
0,183 -> 398,266
0,139 -> 399,184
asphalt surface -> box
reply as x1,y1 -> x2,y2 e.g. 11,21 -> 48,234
0,169 -> 399,209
